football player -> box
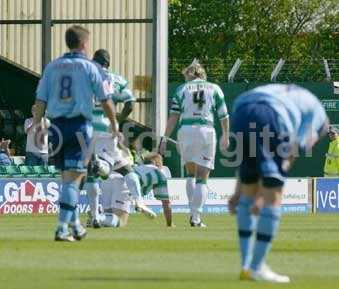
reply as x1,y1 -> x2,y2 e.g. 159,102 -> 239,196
159,59 -> 229,227
228,84 -> 328,283
85,49 -> 156,228
99,153 -> 174,227
33,26 -> 119,241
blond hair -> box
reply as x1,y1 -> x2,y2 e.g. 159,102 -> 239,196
182,59 -> 207,81
143,152 -> 163,168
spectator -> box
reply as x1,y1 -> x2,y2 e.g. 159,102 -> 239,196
0,138 -> 12,165
24,105 -> 50,166
324,126 -> 339,177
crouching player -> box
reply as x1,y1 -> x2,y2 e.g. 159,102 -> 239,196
99,153 -> 174,227
228,84 -> 328,283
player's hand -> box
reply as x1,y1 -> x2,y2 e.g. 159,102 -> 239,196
228,192 -> 240,215
220,134 -> 229,153
112,131 -> 123,142
158,137 -> 167,156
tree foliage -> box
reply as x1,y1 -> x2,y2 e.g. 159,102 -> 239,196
169,0 -> 338,81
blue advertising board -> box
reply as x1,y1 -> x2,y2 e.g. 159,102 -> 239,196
315,178 -> 339,213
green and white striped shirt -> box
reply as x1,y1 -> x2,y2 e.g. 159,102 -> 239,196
170,79 -> 228,127
135,164 -> 170,199
93,69 -> 135,134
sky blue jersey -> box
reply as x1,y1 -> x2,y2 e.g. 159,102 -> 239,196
36,52 -> 110,120
233,84 -> 328,149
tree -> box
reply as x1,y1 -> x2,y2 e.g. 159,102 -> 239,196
169,0 -> 339,81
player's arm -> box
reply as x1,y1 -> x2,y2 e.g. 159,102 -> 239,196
161,199 -> 174,227
33,65 -> 49,126
158,113 -> 180,155
118,100 -> 134,123
113,76 -> 135,123
92,66 -> 120,136
158,92 -> 181,155
215,87 -> 230,152
101,98 -> 120,136
220,117 -> 230,152
164,113 -> 180,138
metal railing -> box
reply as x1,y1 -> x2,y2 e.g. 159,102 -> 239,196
169,58 -> 339,82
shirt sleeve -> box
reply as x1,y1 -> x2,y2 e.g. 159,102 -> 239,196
214,86 -> 229,120
114,74 -> 129,93
169,85 -> 184,115
36,68 -> 50,102
169,95 -> 181,114
91,65 -> 111,102
115,88 -> 136,103
24,118 -> 33,133
298,103 -> 327,150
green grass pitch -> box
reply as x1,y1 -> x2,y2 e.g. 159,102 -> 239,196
0,214 -> 338,289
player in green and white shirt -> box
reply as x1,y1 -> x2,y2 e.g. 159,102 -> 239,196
159,59 -> 229,227
84,49 -> 156,228
99,153 -> 173,227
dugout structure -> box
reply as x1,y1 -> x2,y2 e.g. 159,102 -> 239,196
0,0 -> 168,135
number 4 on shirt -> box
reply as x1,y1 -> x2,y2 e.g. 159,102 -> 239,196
193,90 -> 205,109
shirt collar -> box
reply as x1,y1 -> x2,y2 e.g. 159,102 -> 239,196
63,51 -> 88,59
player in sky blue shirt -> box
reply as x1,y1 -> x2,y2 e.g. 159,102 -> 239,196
232,84 -> 328,150
33,25 -> 119,242
228,84 -> 328,283
36,53 -> 108,120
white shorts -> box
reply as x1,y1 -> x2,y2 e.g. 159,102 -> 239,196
94,133 -> 131,171
177,125 -> 216,170
100,173 -> 131,214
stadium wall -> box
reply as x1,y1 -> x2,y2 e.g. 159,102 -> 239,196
2,176 -> 338,215
166,81 -> 336,178
0,0 -> 154,126
0,177 -> 313,215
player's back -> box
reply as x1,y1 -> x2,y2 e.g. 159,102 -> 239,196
233,84 -> 327,148
174,79 -> 226,126
92,69 -> 134,135
135,164 -> 167,187
38,52 -> 105,120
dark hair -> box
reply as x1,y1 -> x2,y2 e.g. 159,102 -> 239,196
65,25 -> 89,50
93,49 -> 110,68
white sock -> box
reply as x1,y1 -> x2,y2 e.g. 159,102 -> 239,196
84,181 -> 100,220
102,213 -> 120,227
124,172 -> 142,201
101,180 -> 114,211
191,181 -> 208,223
186,177 -> 196,211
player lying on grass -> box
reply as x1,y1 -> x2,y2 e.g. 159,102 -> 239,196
159,59 -> 229,227
93,153 -> 174,227
228,84 -> 329,283
84,49 -> 156,228
33,26 -> 120,242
